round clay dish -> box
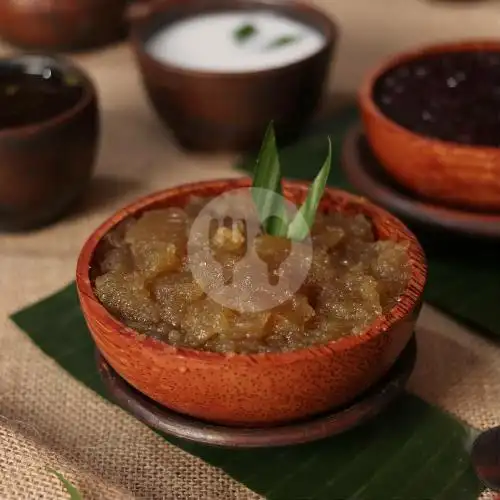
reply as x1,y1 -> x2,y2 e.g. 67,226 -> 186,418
78,178 -> 426,427
341,124 -> 500,239
358,40 -> 500,211
96,335 -> 416,448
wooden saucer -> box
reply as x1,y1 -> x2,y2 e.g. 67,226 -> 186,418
341,124 -> 500,239
96,335 -> 416,448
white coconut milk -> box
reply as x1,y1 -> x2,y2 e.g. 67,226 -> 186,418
146,11 -> 326,73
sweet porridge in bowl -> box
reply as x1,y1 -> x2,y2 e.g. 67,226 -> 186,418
76,177 -> 425,426
93,195 -> 411,355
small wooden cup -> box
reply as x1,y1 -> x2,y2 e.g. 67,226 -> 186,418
0,54 -> 99,232
127,0 -> 338,152
359,40 -> 500,212
76,179 -> 427,427
0,0 -> 127,51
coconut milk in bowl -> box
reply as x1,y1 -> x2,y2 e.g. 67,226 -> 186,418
128,0 -> 338,151
146,11 -> 327,73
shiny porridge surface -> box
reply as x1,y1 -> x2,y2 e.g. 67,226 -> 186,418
93,196 -> 410,354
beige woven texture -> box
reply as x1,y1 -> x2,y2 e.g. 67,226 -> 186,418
2,0 -> 500,498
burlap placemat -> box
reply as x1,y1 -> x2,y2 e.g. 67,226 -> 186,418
0,42 -> 257,499
3,0 -> 500,497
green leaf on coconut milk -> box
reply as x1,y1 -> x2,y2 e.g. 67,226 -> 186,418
267,35 -> 300,50
234,23 -> 257,43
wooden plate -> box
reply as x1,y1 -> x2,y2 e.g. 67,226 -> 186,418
96,335 -> 416,448
341,124 -> 500,239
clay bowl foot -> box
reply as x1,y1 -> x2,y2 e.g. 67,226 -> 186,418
341,124 -> 500,240
96,335 -> 417,448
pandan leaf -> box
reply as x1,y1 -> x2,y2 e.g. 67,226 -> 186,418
266,35 -> 300,50
234,23 -> 257,43
251,122 -> 288,236
287,137 -> 332,241
48,469 -> 83,500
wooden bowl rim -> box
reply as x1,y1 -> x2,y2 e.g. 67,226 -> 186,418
359,38 -> 500,153
128,0 -> 338,80
0,53 -> 97,139
76,178 -> 427,366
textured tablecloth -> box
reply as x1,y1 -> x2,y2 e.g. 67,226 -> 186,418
1,0 -> 500,498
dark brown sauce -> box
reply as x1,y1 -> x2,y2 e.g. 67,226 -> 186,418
0,67 -> 84,129
373,50 -> 500,147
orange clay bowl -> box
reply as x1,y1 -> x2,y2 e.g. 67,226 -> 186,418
359,40 -> 500,212
76,178 -> 427,427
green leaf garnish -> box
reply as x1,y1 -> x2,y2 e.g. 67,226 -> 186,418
251,123 -> 331,240
251,122 -> 288,236
48,469 -> 83,500
266,35 -> 300,50
287,138 -> 332,241
234,23 -> 257,43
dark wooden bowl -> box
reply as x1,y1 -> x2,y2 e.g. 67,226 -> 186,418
0,54 -> 99,232
0,0 -> 127,51
76,178 -> 426,427
96,334 -> 416,448
359,40 -> 500,212
127,0 -> 338,152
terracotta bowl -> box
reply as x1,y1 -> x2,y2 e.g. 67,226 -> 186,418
127,0 -> 337,152
76,178 -> 427,427
0,0 -> 127,51
0,54 -> 99,232
359,40 -> 500,212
